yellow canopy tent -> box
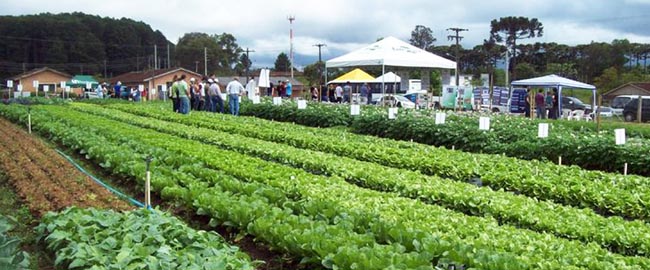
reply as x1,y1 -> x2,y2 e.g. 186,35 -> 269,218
327,68 -> 375,84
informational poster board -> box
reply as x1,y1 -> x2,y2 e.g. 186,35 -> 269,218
33,80 -> 39,88
252,96 -> 260,104
60,81 -> 66,88
43,85 -> 49,92
17,85 -> 23,91
6,80 -> 13,88
510,88 -> 528,114
273,97 -> 282,105
441,86 -> 458,109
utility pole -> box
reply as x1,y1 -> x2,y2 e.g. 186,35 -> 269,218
153,45 -> 157,100
313,43 -> 326,100
447,27 -> 468,87
195,61 -> 199,73
167,43 -> 171,69
288,15 -> 295,79
204,47 -> 208,75
244,47 -> 255,81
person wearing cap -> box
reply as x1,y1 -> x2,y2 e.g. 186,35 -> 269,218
226,77 -> 244,116
208,78 -> 224,113
285,79 -> 292,98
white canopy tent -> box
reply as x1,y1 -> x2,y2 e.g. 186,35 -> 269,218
511,74 -> 596,119
374,72 -> 401,83
325,36 -> 456,95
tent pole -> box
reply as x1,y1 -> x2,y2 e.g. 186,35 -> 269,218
558,86 -> 563,119
324,64 -> 328,101
382,64 -> 385,105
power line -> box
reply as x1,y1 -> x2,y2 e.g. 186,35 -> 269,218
244,47 -> 255,81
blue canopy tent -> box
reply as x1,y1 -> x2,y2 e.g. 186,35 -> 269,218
511,74 -> 596,119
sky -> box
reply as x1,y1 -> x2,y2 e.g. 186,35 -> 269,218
2,0 -> 650,69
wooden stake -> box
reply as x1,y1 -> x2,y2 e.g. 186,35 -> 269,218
145,170 -> 151,208
452,145 -> 455,151
558,156 -> 562,166
624,163 -> 628,176
28,113 -> 31,134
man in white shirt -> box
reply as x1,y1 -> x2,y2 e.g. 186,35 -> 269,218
335,84 -> 343,103
226,77 -> 245,116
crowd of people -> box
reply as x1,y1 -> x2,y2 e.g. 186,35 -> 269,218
167,74 -> 247,116
524,87 -> 559,119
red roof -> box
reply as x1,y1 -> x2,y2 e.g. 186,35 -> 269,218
630,82 -> 650,91
9,67 -> 71,80
109,67 -> 201,85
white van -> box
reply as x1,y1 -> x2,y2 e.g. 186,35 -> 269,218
611,95 -> 650,116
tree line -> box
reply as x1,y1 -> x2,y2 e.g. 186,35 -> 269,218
0,12 -> 253,81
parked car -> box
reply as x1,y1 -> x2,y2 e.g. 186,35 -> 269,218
623,97 -> 650,122
375,95 -> 416,109
561,96 -> 591,113
611,95 -> 650,116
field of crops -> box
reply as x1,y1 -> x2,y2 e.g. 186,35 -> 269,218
2,100 -> 650,269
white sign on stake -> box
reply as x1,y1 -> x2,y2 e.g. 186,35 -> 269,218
220,93 -> 227,101
350,104 -> 360,115
161,85 -> 167,92
6,80 -> 13,88
17,84 -> 23,92
86,82 -> 92,89
479,117 -> 490,130
13,92 -> 20,98
138,84 -> 144,92
273,97 -> 282,105
65,86 -> 71,93
33,80 -> 39,88
60,81 -> 66,88
388,107 -> 398,119
297,100 -> 307,109
615,128 -> 626,145
435,113 -> 446,125
538,123 -> 549,138
43,85 -> 49,92
252,95 -> 260,104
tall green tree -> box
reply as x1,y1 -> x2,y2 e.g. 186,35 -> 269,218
409,25 -> 436,50
274,52 -> 291,72
489,16 -> 543,81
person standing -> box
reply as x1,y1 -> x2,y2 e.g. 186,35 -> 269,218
310,86 -> 319,101
268,81 -> 274,97
114,81 -> 122,99
335,84 -> 343,103
169,75 -> 180,113
285,80 -> 292,98
174,75 -> 190,114
360,83 -> 370,104
246,76 -> 258,100
226,77 -> 244,116
545,91 -> 555,119
343,81 -> 352,103
535,89 -> 546,119
524,87 -> 531,117
208,78 -> 224,113
95,83 -> 104,99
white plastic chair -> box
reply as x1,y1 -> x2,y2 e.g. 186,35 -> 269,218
561,109 -> 573,120
571,110 -> 584,121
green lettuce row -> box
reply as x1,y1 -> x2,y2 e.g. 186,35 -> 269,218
0,215 -> 29,270
37,207 -> 257,270
29,105 -> 529,270
107,102 -> 650,221
232,100 -> 650,176
74,103 -> 650,257
43,105 -> 649,269
0,105 -> 438,270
